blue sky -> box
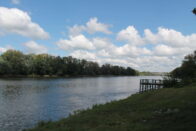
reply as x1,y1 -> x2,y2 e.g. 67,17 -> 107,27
0,0 -> 196,72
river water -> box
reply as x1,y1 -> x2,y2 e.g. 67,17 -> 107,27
0,76 -> 162,131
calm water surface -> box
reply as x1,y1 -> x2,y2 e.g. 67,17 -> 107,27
0,76 -> 162,131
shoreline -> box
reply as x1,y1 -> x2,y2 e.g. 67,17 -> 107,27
0,74 -> 140,79
24,83 -> 196,131
0,74 -> 165,79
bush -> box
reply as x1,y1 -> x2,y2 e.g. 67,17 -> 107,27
163,74 -> 180,88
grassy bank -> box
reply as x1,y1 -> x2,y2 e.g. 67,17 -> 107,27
25,83 -> 196,131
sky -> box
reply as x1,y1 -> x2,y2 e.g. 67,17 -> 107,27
0,0 -> 196,72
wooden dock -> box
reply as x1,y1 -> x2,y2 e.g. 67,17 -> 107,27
139,79 -> 164,93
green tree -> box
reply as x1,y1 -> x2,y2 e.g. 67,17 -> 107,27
33,54 -> 53,75
169,50 -> 196,85
0,50 -> 137,77
1,50 -> 27,75
0,56 -> 11,75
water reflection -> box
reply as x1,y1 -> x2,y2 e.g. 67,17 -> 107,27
0,76 -> 162,131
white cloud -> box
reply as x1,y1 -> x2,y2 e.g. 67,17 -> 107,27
99,58 -> 128,66
56,32 -> 152,58
56,35 -> 113,51
70,50 -> 96,60
95,43 -> 152,59
144,29 -> 159,44
11,0 -> 20,5
154,44 -> 192,56
154,45 -> 176,56
111,44 -> 152,57
23,41 -> 48,54
92,38 -> 112,49
69,17 -> 112,36
117,26 -> 196,49
70,50 -> 135,68
97,49 -> 110,57
133,56 -> 181,72
60,23 -> 196,72
56,35 -> 95,50
86,17 -> 112,34
0,7 -> 49,39
144,27 -> 196,48
67,47 -> 184,72
68,25 -> 85,36
117,26 -> 144,45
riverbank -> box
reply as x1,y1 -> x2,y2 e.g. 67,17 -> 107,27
25,83 -> 196,131
0,74 -> 138,79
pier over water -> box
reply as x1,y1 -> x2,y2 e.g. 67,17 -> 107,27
139,79 -> 164,93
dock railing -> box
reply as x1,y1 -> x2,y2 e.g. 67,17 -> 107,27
139,79 -> 164,93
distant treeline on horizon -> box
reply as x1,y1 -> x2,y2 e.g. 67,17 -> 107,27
0,50 -> 137,77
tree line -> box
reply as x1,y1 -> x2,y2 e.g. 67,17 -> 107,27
0,50 -> 137,77
171,50 -> 196,82
164,50 -> 196,87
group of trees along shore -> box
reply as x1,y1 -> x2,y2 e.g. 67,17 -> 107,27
0,50 -> 137,76
171,50 -> 196,82
165,50 -> 196,87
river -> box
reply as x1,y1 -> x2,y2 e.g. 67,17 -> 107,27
0,76 -> 162,131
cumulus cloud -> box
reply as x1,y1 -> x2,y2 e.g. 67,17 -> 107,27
117,26 -> 144,45
69,17 -> 112,36
68,25 -> 85,36
56,35 -> 114,51
0,7 -> 49,39
154,45 -> 176,56
56,33 -> 151,58
23,41 -> 48,54
144,27 -> 196,48
110,44 -> 152,57
117,26 -> 196,49
143,27 -> 196,58
86,17 -> 112,34
68,48 -> 183,72
116,26 -> 196,57
132,56 -> 182,72
154,44 -> 192,57
92,38 -> 112,49
56,35 -> 95,50
70,50 -> 97,60
59,22 -> 196,72
97,49 -> 110,57
99,58 -> 129,66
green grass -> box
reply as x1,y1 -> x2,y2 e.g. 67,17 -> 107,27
25,83 -> 196,131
